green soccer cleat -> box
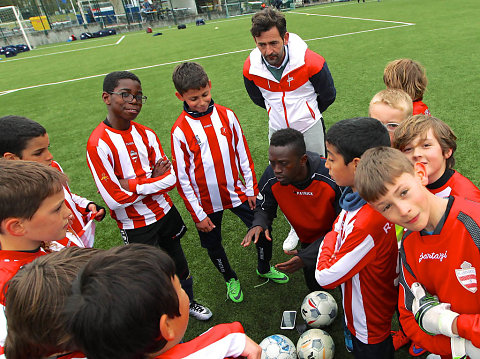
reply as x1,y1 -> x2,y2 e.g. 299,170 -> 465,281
256,266 -> 289,284
226,278 -> 244,303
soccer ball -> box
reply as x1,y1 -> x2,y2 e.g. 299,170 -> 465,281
259,334 -> 297,359
301,291 -> 337,328
296,329 -> 335,359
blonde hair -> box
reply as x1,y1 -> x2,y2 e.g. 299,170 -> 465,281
355,146 -> 415,202
383,59 -> 428,101
392,115 -> 457,169
369,88 -> 413,119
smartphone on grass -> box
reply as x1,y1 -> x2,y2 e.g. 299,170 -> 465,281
280,310 -> 297,330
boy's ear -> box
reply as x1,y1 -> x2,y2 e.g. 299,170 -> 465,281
351,157 -> 361,169
1,218 -> 26,237
2,152 -> 21,161
158,314 -> 176,341
102,92 -> 111,105
443,148 -> 453,160
175,92 -> 184,102
208,80 -> 212,89
414,162 -> 428,186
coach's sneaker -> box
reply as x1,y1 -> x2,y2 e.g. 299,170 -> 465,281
256,266 -> 289,284
189,301 -> 212,321
226,278 -> 243,303
283,227 -> 300,251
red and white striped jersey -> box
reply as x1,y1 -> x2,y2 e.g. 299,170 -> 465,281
51,161 -> 92,248
86,121 -> 175,230
155,322 -> 246,359
315,204 -> 398,344
171,104 -> 258,223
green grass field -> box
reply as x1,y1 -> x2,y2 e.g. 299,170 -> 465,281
1,0 -> 479,357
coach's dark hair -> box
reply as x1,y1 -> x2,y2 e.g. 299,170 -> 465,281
4,247 -> 100,359
326,117 -> 390,165
0,115 -> 47,157
103,71 -> 141,93
270,128 -> 306,158
65,244 -> 180,359
250,7 -> 287,38
172,62 -> 209,95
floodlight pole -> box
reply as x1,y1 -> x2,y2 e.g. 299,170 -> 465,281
224,0 -> 229,17
12,6 -> 33,50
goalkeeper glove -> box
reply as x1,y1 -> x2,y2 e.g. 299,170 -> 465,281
411,282 -> 459,337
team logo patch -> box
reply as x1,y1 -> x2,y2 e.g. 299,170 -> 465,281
195,135 -> 202,145
220,127 -> 227,136
130,150 -> 138,162
455,261 -> 477,293
100,173 -> 109,182
287,75 -> 294,86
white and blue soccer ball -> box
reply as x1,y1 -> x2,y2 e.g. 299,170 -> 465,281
259,334 -> 297,359
296,329 -> 335,359
301,291 -> 338,328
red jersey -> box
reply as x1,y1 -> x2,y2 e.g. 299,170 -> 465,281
155,322 -> 246,359
315,200 -> 398,344
412,99 -> 430,116
86,121 -> 176,230
427,169 -> 480,203
171,103 -> 257,223
399,196 -> 480,355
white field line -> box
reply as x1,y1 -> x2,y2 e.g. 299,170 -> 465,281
289,11 -> 414,25
116,35 -> 125,44
0,15 -> 414,96
32,36 -> 118,50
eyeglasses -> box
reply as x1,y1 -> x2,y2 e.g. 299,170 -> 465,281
384,122 -> 400,132
109,92 -> 147,104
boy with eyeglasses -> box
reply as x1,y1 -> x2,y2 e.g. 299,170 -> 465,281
369,89 -> 413,144
86,71 -> 212,321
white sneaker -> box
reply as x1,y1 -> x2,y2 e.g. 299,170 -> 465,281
189,301 -> 212,321
426,355 -> 441,359
283,227 -> 299,251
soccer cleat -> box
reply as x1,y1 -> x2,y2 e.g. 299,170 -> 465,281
256,266 -> 289,284
226,278 -> 243,303
409,343 -> 427,356
344,325 -> 353,353
283,227 -> 300,251
425,355 -> 441,359
189,301 -> 212,321
391,330 -> 410,350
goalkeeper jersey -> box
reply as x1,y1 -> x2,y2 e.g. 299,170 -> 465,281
399,196 -> 480,355
87,121 -> 176,230
155,322 -> 246,358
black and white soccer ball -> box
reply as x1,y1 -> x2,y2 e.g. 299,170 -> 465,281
296,329 -> 335,359
301,291 -> 337,328
259,334 -> 297,359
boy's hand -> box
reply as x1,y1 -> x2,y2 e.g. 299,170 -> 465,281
411,282 -> 459,337
241,335 -> 262,359
275,256 -> 304,273
87,202 -> 106,221
152,156 -> 171,178
247,196 -> 256,210
195,217 -> 215,232
241,226 -> 271,247
118,178 -> 129,191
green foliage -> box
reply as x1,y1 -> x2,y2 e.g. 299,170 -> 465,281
1,0 -> 478,357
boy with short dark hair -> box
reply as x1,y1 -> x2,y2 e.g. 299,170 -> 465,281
65,243 -> 262,359
393,114 -> 480,202
315,117 -> 398,358
171,62 -> 288,303
0,115 -> 105,249
86,70 -> 211,320
355,146 -> 480,358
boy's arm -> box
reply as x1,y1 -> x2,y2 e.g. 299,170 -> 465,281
86,142 -> 147,211
230,111 -> 258,197
314,225 -> 378,289
250,166 -> 278,230
171,130 -> 207,223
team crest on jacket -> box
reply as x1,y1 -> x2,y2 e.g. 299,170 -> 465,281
220,127 -> 227,136
455,261 -> 477,293
130,150 -> 138,162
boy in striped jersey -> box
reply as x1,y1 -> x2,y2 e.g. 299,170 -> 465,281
86,71 -> 211,321
171,62 -> 288,303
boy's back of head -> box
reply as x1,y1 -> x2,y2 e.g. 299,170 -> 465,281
355,146 -> 415,203
0,160 -> 68,230
393,114 -> 457,169
0,115 -> 46,158
65,243 -> 181,359
172,62 -> 209,95
326,117 -> 390,164
383,58 -> 427,101
4,247 -> 100,359
250,7 -> 287,38
369,88 -> 413,120
103,71 -> 141,93
269,128 -> 306,158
